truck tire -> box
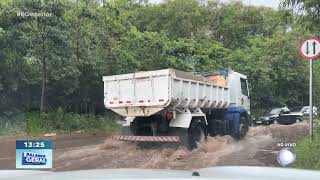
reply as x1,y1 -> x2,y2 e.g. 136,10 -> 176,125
237,116 -> 249,140
188,119 -> 207,149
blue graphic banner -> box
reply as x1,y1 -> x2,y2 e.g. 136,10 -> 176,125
16,140 -> 52,169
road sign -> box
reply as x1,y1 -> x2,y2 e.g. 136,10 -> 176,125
298,37 -> 320,141
299,37 -> 320,59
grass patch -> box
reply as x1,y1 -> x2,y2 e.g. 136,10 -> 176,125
0,113 -> 26,137
294,128 -> 320,170
22,107 -> 119,135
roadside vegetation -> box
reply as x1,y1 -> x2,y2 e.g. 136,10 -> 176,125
26,108 -> 119,135
295,126 -> 320,170
0,113 -> 26,137
0,108 -> 119,137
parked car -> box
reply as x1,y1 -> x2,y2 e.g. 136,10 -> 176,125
289,106 -> 305,122
291,106 -> 318,119
254,107 -> 290,125
300,106 -> 318,118
288,112 -> 304,122
254,106 -> 303,126
277,109 -> 303,125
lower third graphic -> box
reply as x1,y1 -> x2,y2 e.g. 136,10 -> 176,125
16,140 -> 52,169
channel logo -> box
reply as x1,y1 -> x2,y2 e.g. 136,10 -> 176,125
16,140 -> 52,169
22,152 -> 47,165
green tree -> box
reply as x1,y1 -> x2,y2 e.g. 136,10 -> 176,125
282,0 -> 320,31
211,2 -> 285,48
129,0 -> 209,39
0,0 -> 79,113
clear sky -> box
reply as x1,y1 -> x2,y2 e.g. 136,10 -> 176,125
242,0 -> 281,9
149,0 -> 281,9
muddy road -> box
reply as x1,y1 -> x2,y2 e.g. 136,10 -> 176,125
0,122 -> 309,171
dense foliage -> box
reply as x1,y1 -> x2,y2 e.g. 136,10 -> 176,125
0,0 -> 319,120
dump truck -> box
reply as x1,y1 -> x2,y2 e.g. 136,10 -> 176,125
103,69 -> 251,148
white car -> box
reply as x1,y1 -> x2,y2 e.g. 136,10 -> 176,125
299,106 -> 318,118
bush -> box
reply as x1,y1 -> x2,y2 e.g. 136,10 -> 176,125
0,113 -> 26,137
294,128 -> 320,170
26,112 -> 48,135
25,108 -> 119,135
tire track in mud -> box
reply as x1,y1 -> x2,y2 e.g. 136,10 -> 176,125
52,123 -> 309,171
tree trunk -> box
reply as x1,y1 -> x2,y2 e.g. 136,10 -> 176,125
40,36 -> 46,113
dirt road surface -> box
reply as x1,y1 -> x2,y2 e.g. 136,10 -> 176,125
0,122 -> 309,171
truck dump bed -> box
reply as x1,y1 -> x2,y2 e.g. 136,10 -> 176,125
103,69 -> 230,117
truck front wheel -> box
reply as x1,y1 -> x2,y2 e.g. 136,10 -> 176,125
238,116 -> 249,139
188,119 -> 207,149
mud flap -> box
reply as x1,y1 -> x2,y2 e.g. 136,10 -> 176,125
112,135 -> 180,142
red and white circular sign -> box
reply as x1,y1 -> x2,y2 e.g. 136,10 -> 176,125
299,37 -> 320,59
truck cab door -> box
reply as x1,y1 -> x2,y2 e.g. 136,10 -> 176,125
240,78 -> 250,114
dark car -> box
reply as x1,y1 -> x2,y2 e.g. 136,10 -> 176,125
290,106 -> 306,122
276,107 -> 303,125
254,107 -> 288,125
277,112 -> 303,125
254,107 -> 304,126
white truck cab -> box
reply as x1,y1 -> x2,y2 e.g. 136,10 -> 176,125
227,70 -> 250,114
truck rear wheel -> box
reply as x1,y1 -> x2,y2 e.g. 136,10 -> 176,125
188,119 -> 207,149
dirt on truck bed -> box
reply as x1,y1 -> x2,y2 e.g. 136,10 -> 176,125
0,122 -> 309,171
